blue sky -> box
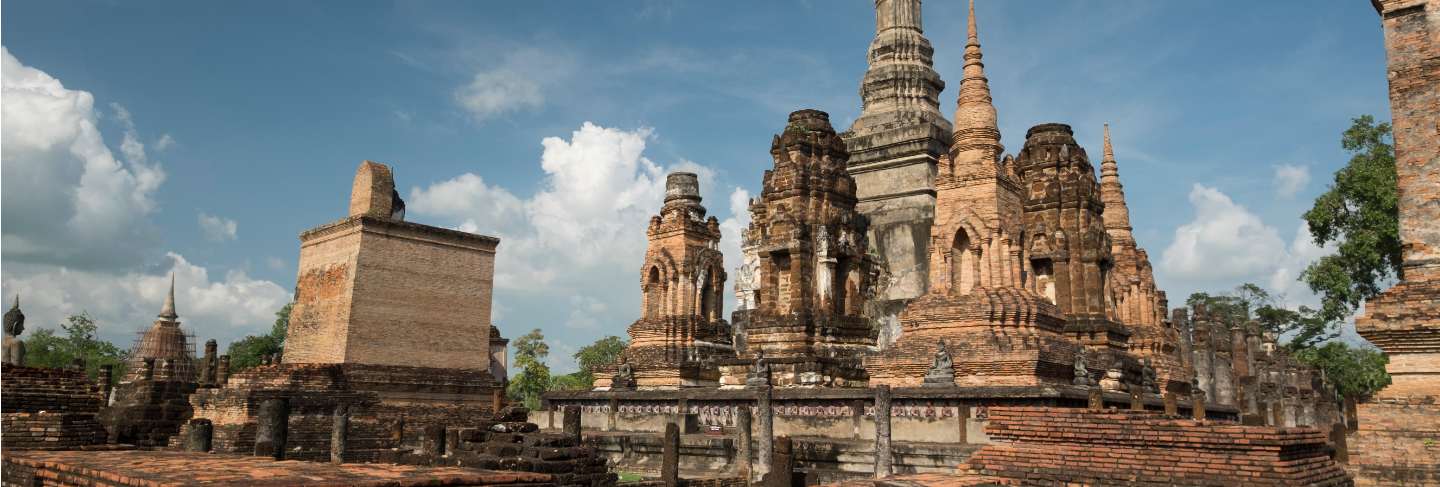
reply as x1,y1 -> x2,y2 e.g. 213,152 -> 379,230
1,1 -> 1391,372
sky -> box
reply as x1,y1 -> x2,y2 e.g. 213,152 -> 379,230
1,1 -> 1392,373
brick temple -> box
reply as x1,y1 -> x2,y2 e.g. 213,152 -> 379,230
3,1 -> 1435,486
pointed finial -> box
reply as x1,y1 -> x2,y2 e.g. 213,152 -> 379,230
967,0 -> 978,43
1103,123 -> 1115,162
9,294 -> 17,311
158,273 -> 178,320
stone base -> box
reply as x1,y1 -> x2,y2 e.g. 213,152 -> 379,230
1347,397 -> 1440,486
864,289 -> 1079,388
717,356 -> 868,388
1,364 -> 109,450
591,363 -> 720,391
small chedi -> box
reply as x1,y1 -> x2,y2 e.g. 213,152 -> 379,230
594,172 -> 733,390
864,5 -> 1073,387
100,277 -> 199,447
721,109 -> 881,388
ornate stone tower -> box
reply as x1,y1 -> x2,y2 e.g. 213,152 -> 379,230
720,109 -> 880,388
1098,125 -> 1186,393
841,0 -> 953,346
864,1 -> 1075,388
1015,123 -> 1130,352
597,172 -> 733,389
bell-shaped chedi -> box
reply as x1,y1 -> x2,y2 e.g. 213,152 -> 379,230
864,0 -> 1075,388
122,274 -> 198,383
593,172 -> 733,390
720,109 -> 881,388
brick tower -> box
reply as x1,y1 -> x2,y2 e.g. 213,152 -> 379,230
864,1 -> 1076,388
284,160 -> 497,370
720,109 -> 881,388
841,0 -> 953,345
1098,124 -> 1187,393
596,172 -> 733,389
1348,1 -> 1440,483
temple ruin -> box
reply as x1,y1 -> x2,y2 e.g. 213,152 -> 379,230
3,1 -> 1435,486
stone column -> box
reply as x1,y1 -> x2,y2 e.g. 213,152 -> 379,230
607,398 -> 619,432
254,397 -> 289,460
1163,392 -> 1178,416
142,358 -> 156,380
768,436 -> 795,487
757,387 -> 774,477
737,407 -> 754,482
1128,385 -> 1144,411
184,419 -> 213,452
874,385 -> 893,479
662,422 -> 680,487
1191,390 -> 1206,421
216,355 -> 230,385
331,404 -> 349,464
98,364 -> 114,402
563,405 -> 582,444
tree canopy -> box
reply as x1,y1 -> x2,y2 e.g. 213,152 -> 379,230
507,328 -> 552,409
23,312 -> 128,383
225,302 -> 290,371
1292,341 -> 1390,401
1302,115 -> 1401,322
1185,283 -> 1333,350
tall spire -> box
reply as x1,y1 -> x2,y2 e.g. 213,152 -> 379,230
1101,123 -> 1118,177
951,0 -> 1002,163
158,273 -> 178,321
1098,123 -> 1133,235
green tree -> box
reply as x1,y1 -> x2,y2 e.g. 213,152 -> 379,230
23,312 -> 128,382
1302,115 -> 1401,322
507,328 -> 552,409
225,302 -> 290,371
1293,341 -> 1391,401
571,335 -> 627,385
545,335 -> 629,392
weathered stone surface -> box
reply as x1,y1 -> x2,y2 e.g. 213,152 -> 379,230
841,0 -> 953,345
0,364 -> 107,450
720,110 -> 881,388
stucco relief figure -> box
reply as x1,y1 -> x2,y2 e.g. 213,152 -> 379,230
1141,357 -> 1159,393
612,356 -> 636,390
746,350 -> 771,388
923,339 -> 955,386
3,295 -> 25,366
1072,349 -> 1094,386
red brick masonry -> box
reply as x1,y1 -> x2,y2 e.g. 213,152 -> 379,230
0,450 -> 555,487
965,407 -> 1353,486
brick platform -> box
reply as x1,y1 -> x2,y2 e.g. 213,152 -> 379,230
966,407 -> 1352,486
0,450 -> 554,487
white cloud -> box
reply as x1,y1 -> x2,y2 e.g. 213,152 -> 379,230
0,253 -> 291,348
453,47 -> 576,122
0,46 -> 290,350
198,213 -> 239,242
564,295 -> 609,329
718,187 -> 752,277
1160,184 -> 1335,309
2,47 -> 165,269
1272,163 -> 1311,199
265,257 -> 288,271
155,134 -> 176,152
1161,184 -> 1288,280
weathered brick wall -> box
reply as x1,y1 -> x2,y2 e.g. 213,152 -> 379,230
1,364 -> 108,450
967,407 -> 1352,486
1347,399 -> 1440,486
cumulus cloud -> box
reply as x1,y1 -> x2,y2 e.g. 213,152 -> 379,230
155,134 -> 176,152
454,47 -> 576,122
2,47 -> 165,269
198,213 -> 239,242
718,188 -> 752,275
0,253 -> 291,347
1160,184 -> 1334,309
1273,163 -> 1311,199
0,47 -> 290,349
410,122 -> 751,368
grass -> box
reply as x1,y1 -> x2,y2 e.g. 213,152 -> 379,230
616,471 -> 646,483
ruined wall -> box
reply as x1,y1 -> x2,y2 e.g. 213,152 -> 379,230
968,407 -> 1353,486
0,365 -> 107,450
